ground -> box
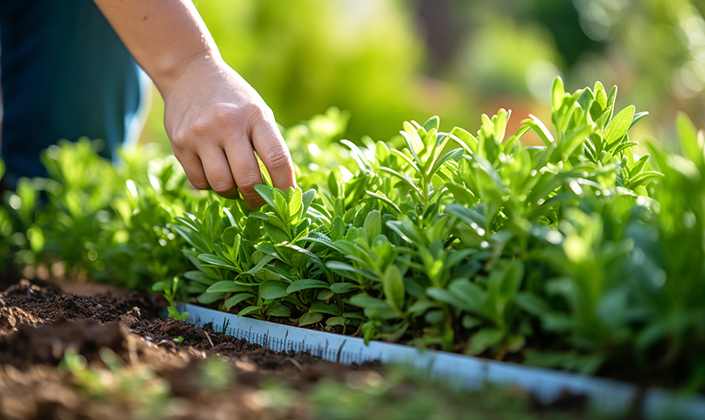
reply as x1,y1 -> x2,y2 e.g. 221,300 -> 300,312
0,271 -> 603,420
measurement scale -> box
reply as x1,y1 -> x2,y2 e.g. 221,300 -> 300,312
177,302 -> 705,419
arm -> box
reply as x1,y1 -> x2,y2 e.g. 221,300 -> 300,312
93,0 -> 296,208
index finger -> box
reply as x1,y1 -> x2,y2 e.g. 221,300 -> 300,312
250,118 -> 297,192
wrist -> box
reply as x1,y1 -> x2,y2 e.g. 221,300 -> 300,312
154,48 -> 224,99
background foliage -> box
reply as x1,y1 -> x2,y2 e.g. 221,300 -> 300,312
137,0 -> 705,147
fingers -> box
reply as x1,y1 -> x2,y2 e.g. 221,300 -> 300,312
250,118 -> 296,192
176,151 -> 210,190
198,146 -> 239,199
170,103 -> 296,208
224,142 -> 265,209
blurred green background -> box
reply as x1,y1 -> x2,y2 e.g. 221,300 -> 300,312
140,0 -> 705,147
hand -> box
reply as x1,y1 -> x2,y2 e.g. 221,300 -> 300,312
162,58 -> 296,209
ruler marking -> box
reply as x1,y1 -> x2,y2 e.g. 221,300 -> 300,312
178,303 -> 705,420
336,340 -> 346,364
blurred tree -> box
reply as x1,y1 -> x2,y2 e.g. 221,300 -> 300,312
143,0 -> 470,145
139,0 -> 705,151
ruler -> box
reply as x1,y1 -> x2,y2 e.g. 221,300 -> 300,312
176,302 -> 705,419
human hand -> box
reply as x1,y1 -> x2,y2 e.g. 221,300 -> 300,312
161,58 -> 296,209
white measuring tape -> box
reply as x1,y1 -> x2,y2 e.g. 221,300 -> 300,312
177,303 -> 705,419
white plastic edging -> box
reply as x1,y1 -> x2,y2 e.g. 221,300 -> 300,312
175,302 -> 705,419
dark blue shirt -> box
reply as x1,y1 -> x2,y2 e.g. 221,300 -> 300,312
0,0 -> 147,187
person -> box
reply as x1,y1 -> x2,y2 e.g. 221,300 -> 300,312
0,0 -> 295,209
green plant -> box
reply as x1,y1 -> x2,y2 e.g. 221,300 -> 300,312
172,77 -> 664,361
152,277 -> 189,321
60,347 -> 171,417
7,77 -> 705,391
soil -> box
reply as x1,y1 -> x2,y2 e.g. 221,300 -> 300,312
0,275 -> 374,420
0,273 -> 607,420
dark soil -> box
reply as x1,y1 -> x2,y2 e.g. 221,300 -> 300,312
0,274 -> 373,420
0,273 -> 607,420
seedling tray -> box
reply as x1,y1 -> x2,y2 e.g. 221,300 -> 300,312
177,302 -> 705,420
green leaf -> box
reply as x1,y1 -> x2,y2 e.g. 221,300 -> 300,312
628,111 -> 649,131
363,210 -> 382,243
386,220 -> 426,245
222,226 -> 240,247
266,303 -> 292,317
402,121 -> 425,158
628,171 -> 664,188
594,81 -> 607,108
225,293 -> 255,310
448,126 -> 478,154
342,139 -> 372,172
422,128 -> 439,160
375,141 -> 391,164
299,311 -> 324,326
254,184 -> 276,209
613,141 -> 638,155
237,306 -> 260,317
273,189 -> 289,222
330,283 -> 358,294
329,216 -> 346,241
245,254 -> 275,275
349,294 -> 389,310
167,306 -> 188,320
551,77 -> 565,111
207,281 -> 251,294
173,225 -> 210,254
197,292 -> 227,305
423,116 -> 440,132
629,154 -> 651,177
383,265 -> 405,311
524,115 -> 555,146
367,191 -> 402,215
328,171 -> 340,198
301,189 -> 317,217
326,261 -> 380,281
318,289 -> 335,300
466,328 -> 505,355
151,282 -> 165,292
514,292 -> 551,317
262,221 -> 290,243
558,126 -> 591,159
326,317 -> 346,327
288,187 -> 303,222
447,279 -> 486,312
429,148 -> 464,178
604,105 -> 635,144
258,281 -> 290,300
311,302 -> 343,316
576,87 -> 594,111
198,254 -> 238,270
286,279 -> 330,293
500,261 -> 524,298
378,166 -> 423,196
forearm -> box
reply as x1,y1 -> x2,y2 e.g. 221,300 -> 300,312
92,0 -> 296,206
92,0 -> 220,96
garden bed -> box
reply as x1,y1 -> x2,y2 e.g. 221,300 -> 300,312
0,273 -> 609,420
0,273 -> 366,419
2,78 -> 705,419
